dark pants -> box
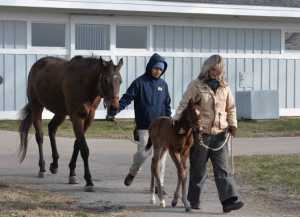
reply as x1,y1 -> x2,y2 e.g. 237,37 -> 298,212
187,131 -> 238,205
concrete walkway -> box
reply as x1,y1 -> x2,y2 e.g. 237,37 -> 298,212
0,130 -> 299,217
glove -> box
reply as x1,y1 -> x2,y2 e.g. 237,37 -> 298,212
228,125 -> 237,137
106,114 -> 115,122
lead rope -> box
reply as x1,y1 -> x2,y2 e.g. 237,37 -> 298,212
112,119 -> 145,147
198,131 -> 234,175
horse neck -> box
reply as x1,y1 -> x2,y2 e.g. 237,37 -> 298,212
82,66 -> 102,89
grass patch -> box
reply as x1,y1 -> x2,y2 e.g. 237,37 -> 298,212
233,153 -> 300,194
1,117 -> 300,139
237,118 -> 300,138
207,153 -> 300,194
0,119 -> 135,140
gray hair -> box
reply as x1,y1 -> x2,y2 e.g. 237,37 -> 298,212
198,54 -> 226,87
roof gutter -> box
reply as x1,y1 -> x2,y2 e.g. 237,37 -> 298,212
1,0 -> 300,19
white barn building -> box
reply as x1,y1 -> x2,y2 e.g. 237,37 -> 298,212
0,0 -> 300,119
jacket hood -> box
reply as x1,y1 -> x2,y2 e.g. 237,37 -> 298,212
145,53 -> 168,79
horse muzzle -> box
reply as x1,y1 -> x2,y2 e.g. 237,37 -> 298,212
107,104 -> 119,116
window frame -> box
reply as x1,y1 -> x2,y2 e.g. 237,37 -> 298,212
31,22 -> 67,49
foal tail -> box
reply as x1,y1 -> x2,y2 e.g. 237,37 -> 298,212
18,103 -> 32,163
145,137 -> 152,151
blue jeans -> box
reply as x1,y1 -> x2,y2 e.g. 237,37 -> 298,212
187,131 -> 239,205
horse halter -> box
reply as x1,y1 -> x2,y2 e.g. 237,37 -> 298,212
99,74 -> 119,109
186,116 -> 202,128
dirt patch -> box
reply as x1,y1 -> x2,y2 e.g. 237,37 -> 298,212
237,184 -> 300,217
0,179 -> 146,217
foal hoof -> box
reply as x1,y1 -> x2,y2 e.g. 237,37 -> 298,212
171,201 -> 177,207
69,176 -> 79,184
150,200 -> 156,204
160,202 -> 166,208
38,172 -> 46,178
84,186 -> 95,192
186,206 -> 191,212
49,165 -> 58,174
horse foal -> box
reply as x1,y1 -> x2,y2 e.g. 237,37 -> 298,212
146,98 -> 203,212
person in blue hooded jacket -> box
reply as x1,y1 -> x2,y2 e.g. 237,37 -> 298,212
113,53 -> 171,194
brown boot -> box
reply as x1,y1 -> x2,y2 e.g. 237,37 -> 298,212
124,173 -> 135,186
155,186 -> 168,195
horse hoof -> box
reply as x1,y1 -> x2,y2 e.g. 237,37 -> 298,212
38,172 -> 46,178
69,176 -> 79,184
186,207 -> 191,212
49,165 -> 58,174
160,202 -> 166,208
84,186 -> 95,192
150,200 -> 156,204
171,201 -> 177,207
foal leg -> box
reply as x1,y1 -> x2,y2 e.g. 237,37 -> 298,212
150,157 -> 156,205
31,104 -> 46,178
48,114 -> 66,174
181,153 -> 191,212
151,145 -> 165,207
169,150 -> 190,211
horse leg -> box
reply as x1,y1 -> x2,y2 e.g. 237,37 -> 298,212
68,111 -> 95,185
48,114 -> 66,174
31,105 -> 46,178
168,150 -> 185,209
68,139 -> 80,184
70,114 -> 94,191
151,144 -> 165,207
181,152 -> 191,212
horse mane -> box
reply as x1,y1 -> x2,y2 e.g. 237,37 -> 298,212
67,55 -> 116,75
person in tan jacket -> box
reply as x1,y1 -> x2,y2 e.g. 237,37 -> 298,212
173,54 -> 244,213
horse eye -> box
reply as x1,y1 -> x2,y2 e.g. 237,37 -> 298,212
104,79 -> 109,84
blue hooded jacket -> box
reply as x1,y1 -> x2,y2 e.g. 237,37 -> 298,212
119,53 -> 172,130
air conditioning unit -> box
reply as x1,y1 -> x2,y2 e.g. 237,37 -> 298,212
236,90 -> 279,120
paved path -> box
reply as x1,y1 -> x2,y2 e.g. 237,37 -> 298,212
0,130 -> 299,216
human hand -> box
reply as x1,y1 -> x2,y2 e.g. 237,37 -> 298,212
172,119 -> 185,134
228,125 -> 237,137
178,128 -> 185,134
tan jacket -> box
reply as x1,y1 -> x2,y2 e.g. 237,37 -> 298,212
173,79 -> 237,135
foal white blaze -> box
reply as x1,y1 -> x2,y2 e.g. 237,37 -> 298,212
195,109 -> 200,116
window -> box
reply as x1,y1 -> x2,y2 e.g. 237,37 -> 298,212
75,25 -> 110,50
32,23 -> 65,47
116,26 -> 147,49
285,31 -> 300,51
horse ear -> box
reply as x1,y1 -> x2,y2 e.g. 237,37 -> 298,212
117,58 -> 123,70
198,98 -> 202,107
100,56 -> 107,67
188,98 -> 194,107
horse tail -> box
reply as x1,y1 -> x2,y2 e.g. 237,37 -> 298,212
18,103 -> 32,163
145,137 -> 152,151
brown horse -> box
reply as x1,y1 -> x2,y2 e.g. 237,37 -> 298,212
18,55 -> 123,192
145,98 -> 202,212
